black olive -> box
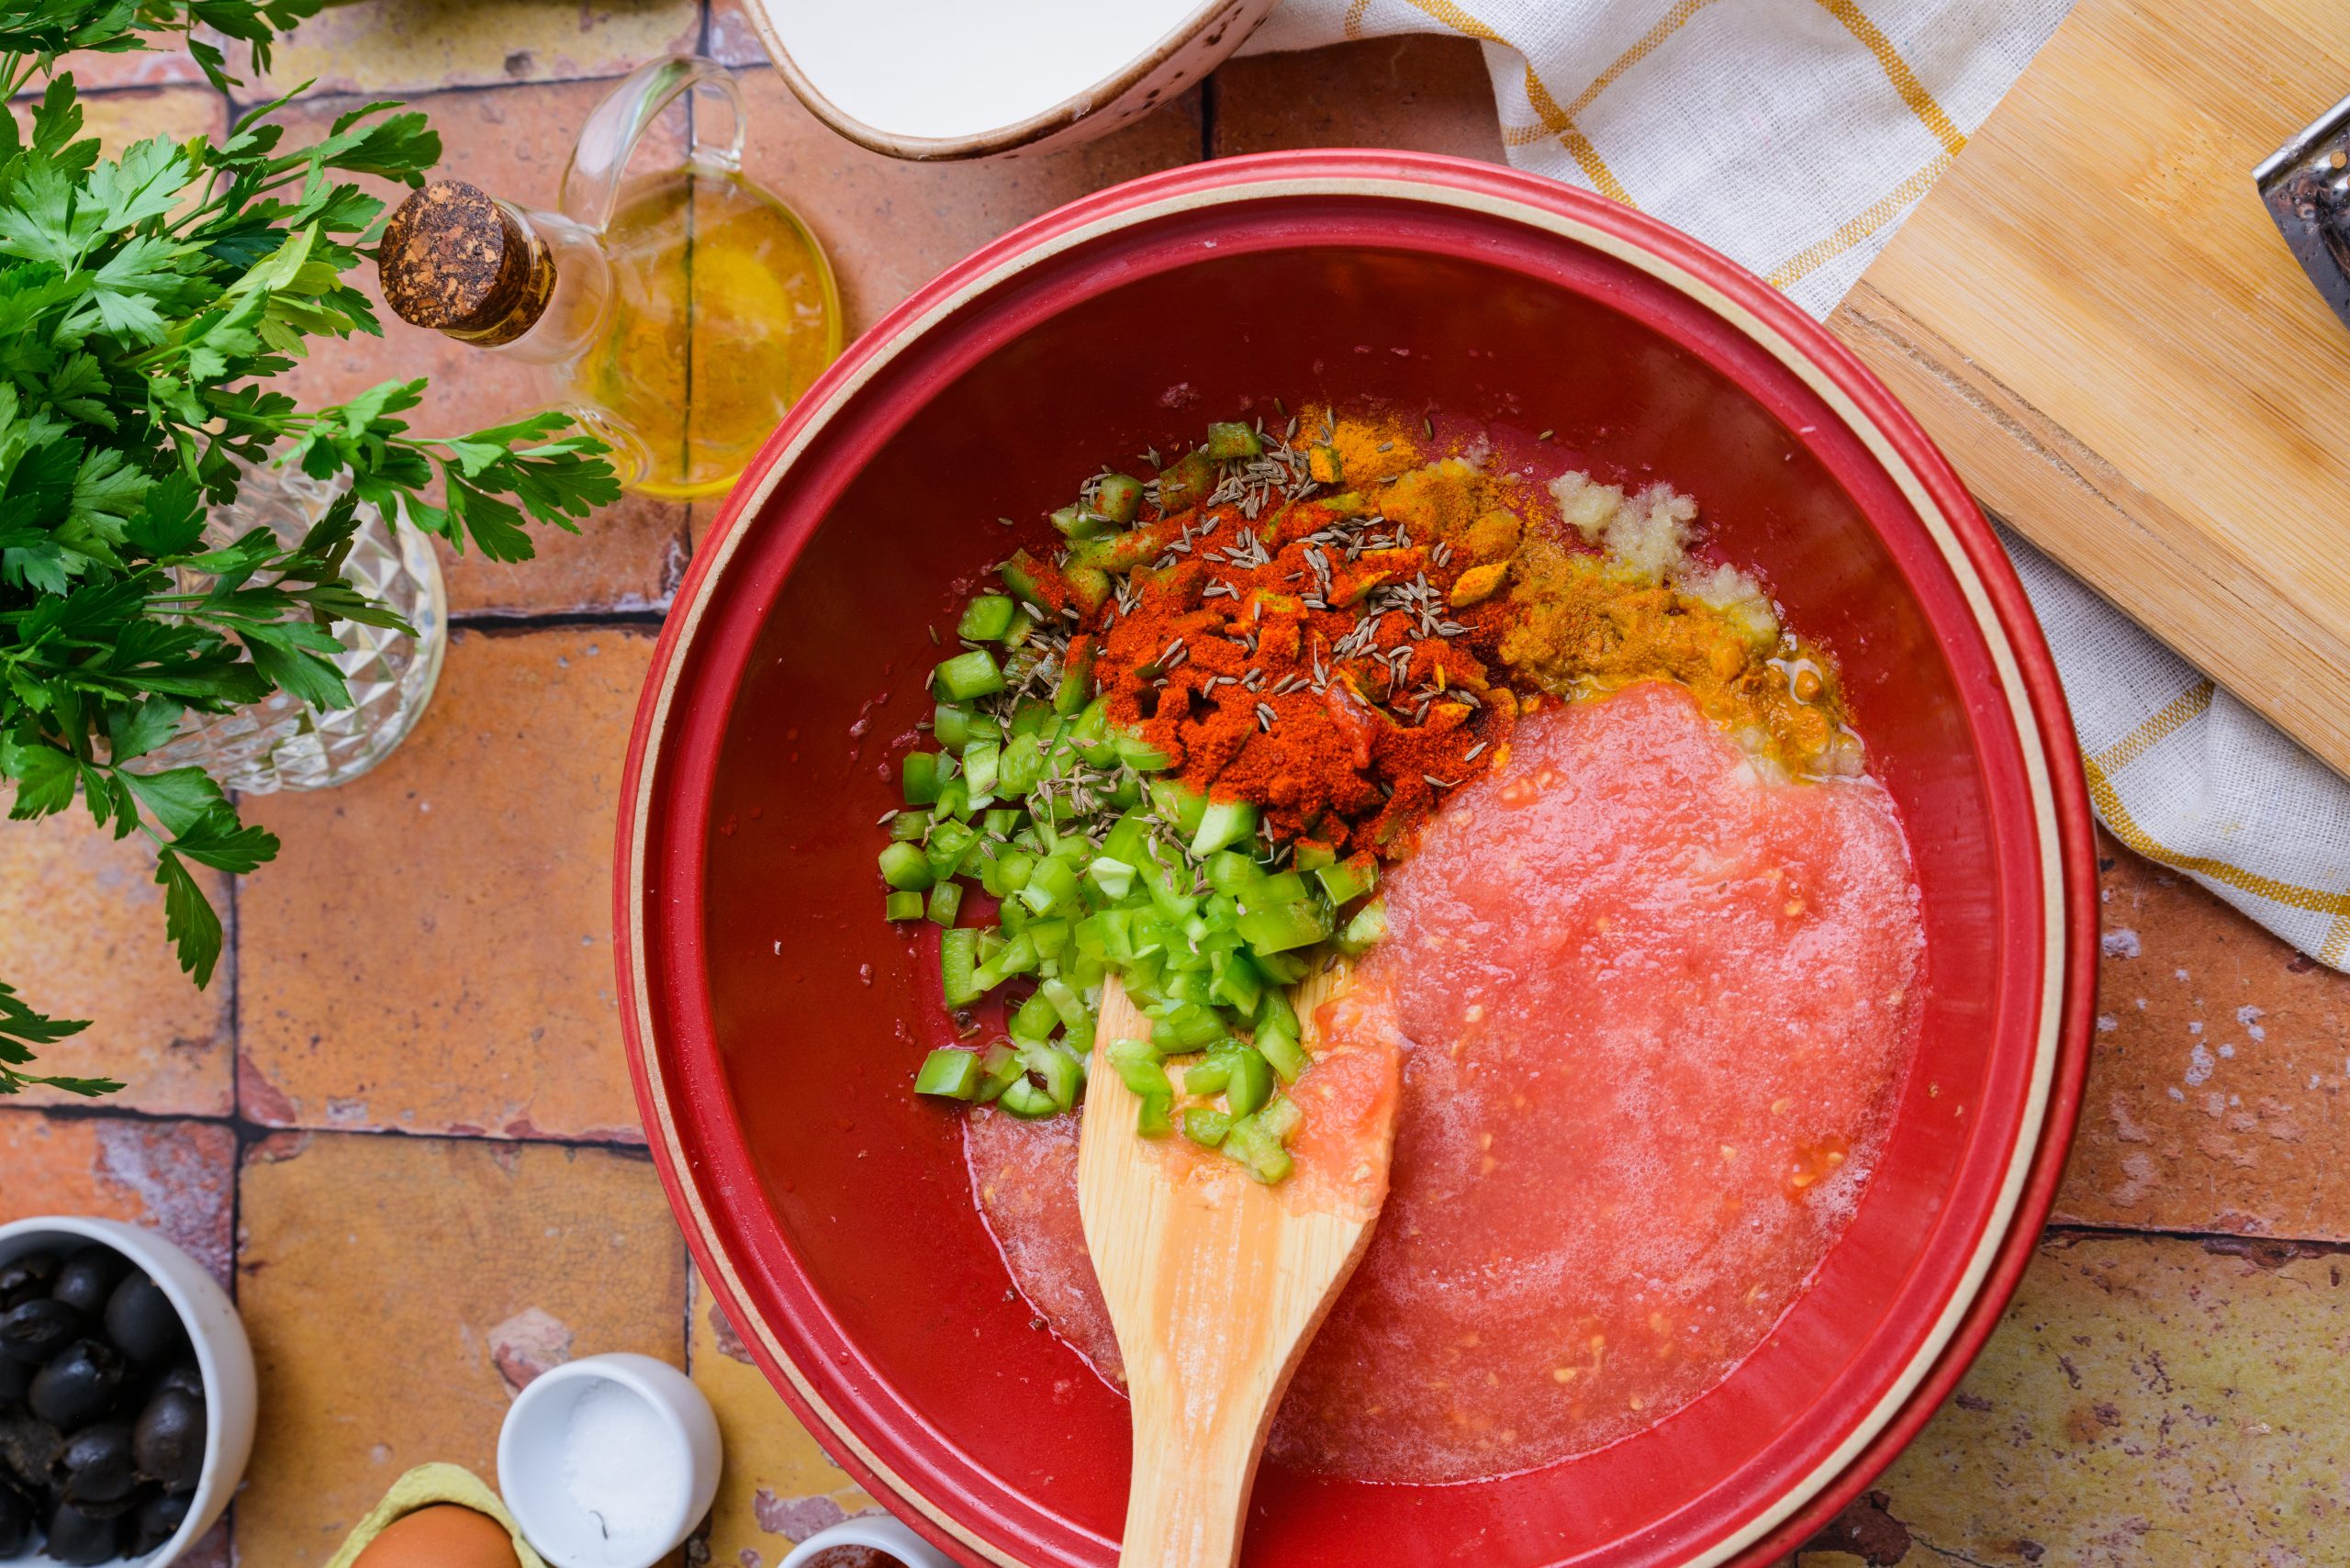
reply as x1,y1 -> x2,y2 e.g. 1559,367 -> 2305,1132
155,1361 -> 205,1401
0,1252 -> 60,1310
61,1484 -> 149,1523
0,1411 -> 63,1490
129,1486 -> 191,1553
0,1355 -> 26,1405
29,1340 -> 126,1430
0,1298 -> 86,1364
58,1421 -> 137,1506
0,1484 -> 30,1556
50,1248 -> 129,1318
133,1387 -> 204,1494
46,1500 -> 121,1565
102,1275 -> 185,1368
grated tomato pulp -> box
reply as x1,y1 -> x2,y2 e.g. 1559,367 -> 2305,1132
966,680 -> 1924,1482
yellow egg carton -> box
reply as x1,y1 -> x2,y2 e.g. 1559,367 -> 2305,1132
322,1462 -> 548,1568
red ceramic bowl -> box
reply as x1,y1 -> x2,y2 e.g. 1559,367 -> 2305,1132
618,151 -> 2097,1567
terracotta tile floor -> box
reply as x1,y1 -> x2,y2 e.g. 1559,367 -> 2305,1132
5,20 -> 2349,1568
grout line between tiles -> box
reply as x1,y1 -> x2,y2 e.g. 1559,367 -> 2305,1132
2042,1221 -> 2350,1259
220,64 -> 690,118
447,608 -> 671,633
21,1102 -> 655,1161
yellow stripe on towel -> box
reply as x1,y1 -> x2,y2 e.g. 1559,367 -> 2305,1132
1503,0 -> 1717,148
1765,151 -> 1955,287
2085,754 -> 2350,919
1814,0 -> 1968,156
2092,678 -> 2216,775
1399,0 -> 1638,205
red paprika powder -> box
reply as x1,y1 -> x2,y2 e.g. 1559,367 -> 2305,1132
1075,489 -> 1521,859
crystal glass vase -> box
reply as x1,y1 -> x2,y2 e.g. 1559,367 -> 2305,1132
142,462 -> 447,792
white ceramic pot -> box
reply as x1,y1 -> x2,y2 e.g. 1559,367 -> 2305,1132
742,0 -> 1279,160
496,1352 -> 721,1568
0,1216 -> 257,1568
778,1515 -> 956,1568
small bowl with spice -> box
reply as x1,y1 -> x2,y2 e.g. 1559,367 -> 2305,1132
494,1354 -> 719,1568
778,1516 -> 955,1568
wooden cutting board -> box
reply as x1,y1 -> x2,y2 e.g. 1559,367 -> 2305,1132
1827,0 -> 2350,778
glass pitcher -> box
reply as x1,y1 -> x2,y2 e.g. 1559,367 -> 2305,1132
143,457 -> 446,793
377,56 -> 842,499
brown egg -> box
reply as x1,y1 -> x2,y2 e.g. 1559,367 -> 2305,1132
352,1505 -> 521,1568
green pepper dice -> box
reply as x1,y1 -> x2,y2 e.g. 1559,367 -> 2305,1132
875,414 -> 1415,1182
933,648 -> 1005,700
1203,421 -> 1263,460
957,595 -> 1018,642
914,1048 -> 982,1100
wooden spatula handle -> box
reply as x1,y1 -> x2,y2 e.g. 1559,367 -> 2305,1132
1082,973 -> 1389,1568
1121,1377 -> 1259,1568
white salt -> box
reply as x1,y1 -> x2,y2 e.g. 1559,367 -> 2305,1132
561,1380 -> 684,1541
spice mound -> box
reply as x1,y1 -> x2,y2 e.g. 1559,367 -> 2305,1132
876,407 -> 1862,1184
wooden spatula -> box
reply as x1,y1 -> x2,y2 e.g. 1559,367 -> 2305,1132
1077,971 -> 1396,1568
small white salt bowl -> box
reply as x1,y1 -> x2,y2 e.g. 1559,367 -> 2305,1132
497,1353 -> 720,1568
778,1516 -> 956,1568
0,1215 -> 257,1568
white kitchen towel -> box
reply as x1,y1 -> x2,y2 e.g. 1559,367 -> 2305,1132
1249,0 -> 2350,968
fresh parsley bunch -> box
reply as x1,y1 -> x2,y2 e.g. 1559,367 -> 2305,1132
0,0 -> 622,1094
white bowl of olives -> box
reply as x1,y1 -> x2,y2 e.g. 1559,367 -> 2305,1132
0,1218 -> 255,1566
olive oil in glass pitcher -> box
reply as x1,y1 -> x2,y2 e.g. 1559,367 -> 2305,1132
376,56 -> 840,499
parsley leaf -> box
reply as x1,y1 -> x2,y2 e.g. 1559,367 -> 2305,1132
0,978 -> 116,1096
0,0 -> 622,1091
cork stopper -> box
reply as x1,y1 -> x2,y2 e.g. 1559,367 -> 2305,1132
378,179 -> 556,347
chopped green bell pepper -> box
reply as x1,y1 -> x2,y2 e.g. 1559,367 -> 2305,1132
1095,473 -> 1144,524
923,819 -> 978,884
1156,449 -> 1215,511
996,1077 -> 1057,1118
1009,990 -> 1059,1042
1182,1058 -> 1230,1097
976,1042 -> 1022,1103
957,595 -> 1017,642
961,739 -> 1000,800
1236,899 -> 1332,955
999,550 -> 1052,610
1182,1107 -> 1232,1147
1190,798 -> 1259,858
1204,421 -> 1262,460
1220,1045 -> 1273,1118
900,750 -> 947,805
1337,900 -> 1388,955
941,927 -> 981,1008
1051,504 -> 1114,542
914,1048 -> 982,1100
1315,852 -> 1378,906
933,648 -> 1005,701
1254,1019 -> 1306,1083
878,842 -> 933,891
1055,637 -> 1096,716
